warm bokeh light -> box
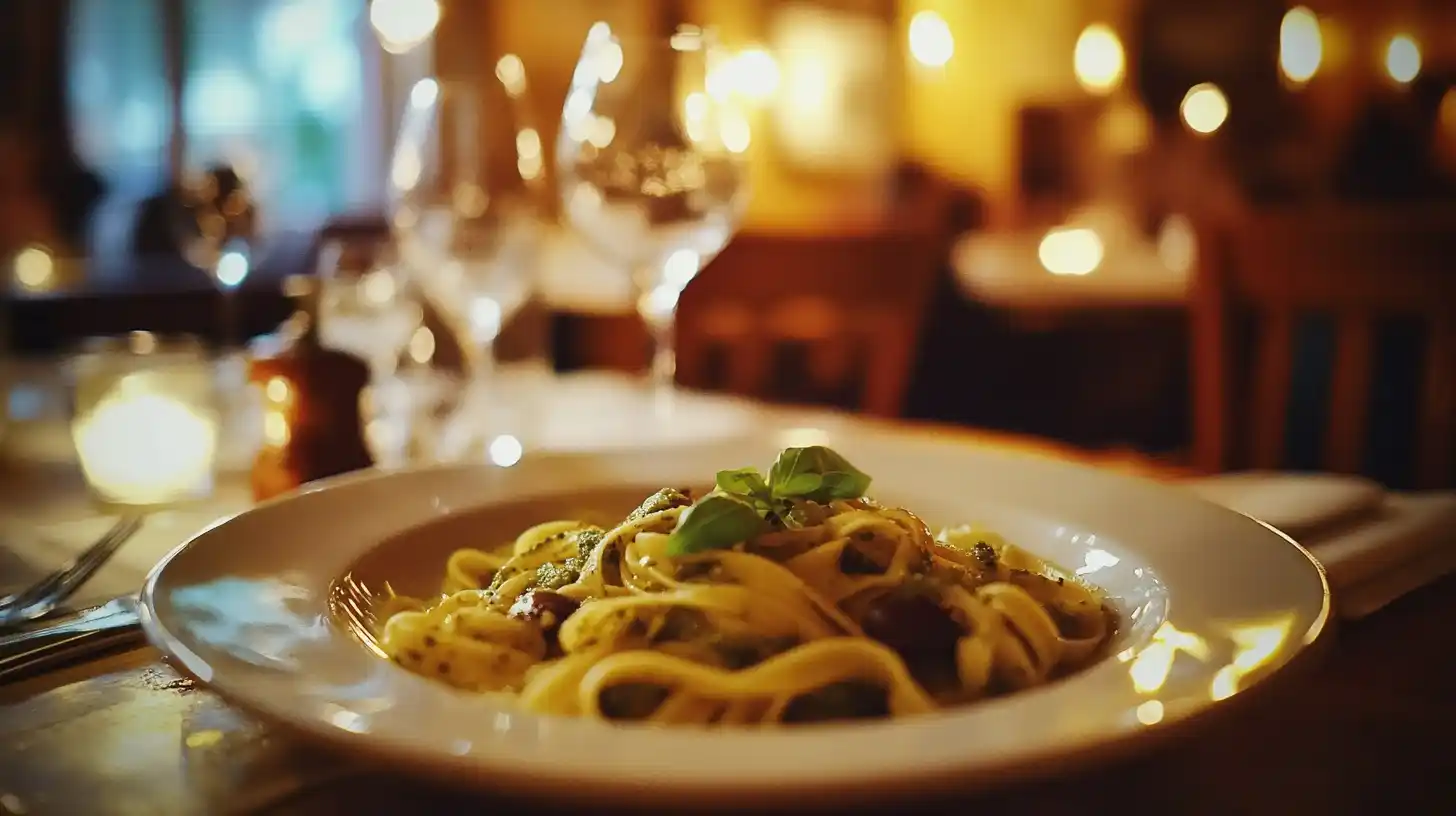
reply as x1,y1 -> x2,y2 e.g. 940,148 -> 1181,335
1384,34 -> 1421,84
13,245 -> 54,290
515,128 -> 542,162
369,0 -> 440,55
1180,83 -> 1228,136
595,40 -> 624,84
585,116 -> 615,149
1156,215 -> 1197,275
495,54 -> 527,97
1038,228 -> 1104,276
517,127 -> 544,180
488,434 -> 524,468
264,376 -> 292,405
703,47 -> 779,104
264,409 -> 291,447
1441,89 -> 1456,136
908,11 -> 954,68
407,326 -> 435,363
1073,24 -> 1125,95
682,92 -> 708,143
1135,699 -> 1165,726
720,112 -> 752,154
1098,97 -> 1151,155
1279,7 -> 1322,84
73,384 -> 218,505
732,48 -> 780,101
361,268 -> 396,304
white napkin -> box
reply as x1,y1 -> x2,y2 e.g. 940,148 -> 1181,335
1186,472 -> 1456,619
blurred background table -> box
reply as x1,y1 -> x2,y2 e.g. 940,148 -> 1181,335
951,229 -> 1188,314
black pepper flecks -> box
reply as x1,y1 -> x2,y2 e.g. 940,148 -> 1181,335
972,541 -> 997,570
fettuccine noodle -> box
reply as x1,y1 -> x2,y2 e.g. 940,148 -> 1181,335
380,457 -> 1114,725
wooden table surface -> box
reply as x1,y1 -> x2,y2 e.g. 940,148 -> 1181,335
1,423 -> 1454,815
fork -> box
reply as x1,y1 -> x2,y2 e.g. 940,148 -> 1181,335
0,515 -> 145,628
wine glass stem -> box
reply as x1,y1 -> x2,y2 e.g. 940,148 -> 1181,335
640,299 -> 676,420
472,339 -> 497,385
649,320 -> 676,391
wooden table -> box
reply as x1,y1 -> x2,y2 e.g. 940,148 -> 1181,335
2,423 -> 1454,815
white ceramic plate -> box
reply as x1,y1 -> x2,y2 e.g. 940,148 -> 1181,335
140,426 -> 1331,807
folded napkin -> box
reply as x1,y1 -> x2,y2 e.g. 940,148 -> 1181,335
1186,472 -> 1456,619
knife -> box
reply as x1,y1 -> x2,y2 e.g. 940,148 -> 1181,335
0,595 -> 144,685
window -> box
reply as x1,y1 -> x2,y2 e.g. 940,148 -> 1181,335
68,0 -> 416,230
68,0 -> 170,197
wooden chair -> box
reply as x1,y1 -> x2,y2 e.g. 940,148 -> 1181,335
1191,205 -> 1456,488
675,231 -> 941,417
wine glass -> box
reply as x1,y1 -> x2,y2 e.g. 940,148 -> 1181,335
387,72 -> 543,461
315,237 -> 423,380
555,24 -> 750,412
388,76 -> 542,386
173,163 -> 259,352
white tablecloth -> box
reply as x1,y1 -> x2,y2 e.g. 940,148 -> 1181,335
952,230 -> 1188,311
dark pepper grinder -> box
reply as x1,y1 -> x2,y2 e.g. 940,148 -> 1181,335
248,275 -> 374,502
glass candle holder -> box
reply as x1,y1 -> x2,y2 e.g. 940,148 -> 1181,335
70,332 -> 220,507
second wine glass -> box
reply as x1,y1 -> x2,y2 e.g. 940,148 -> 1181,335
388,73 -> 544,458
555,24 -> 750,411
389,75 -> 543,384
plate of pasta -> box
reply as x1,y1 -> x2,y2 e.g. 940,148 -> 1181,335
140,429 -> 1331,806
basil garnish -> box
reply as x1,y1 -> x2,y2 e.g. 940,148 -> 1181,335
666,493 -> 769,556
666,446 -> 871,555
716,467 -> 770,498
767,446 -> 871,502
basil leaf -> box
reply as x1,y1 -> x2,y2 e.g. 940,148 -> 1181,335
817,470 -> 871,500
716,467 -> 769,498
768,446 -> 872,502
667,493 -> 769,556
778,472 -> 822,496
767,448 -> 808,495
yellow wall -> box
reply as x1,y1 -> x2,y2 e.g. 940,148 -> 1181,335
898,0 -> 1113,225
477,0 -> 1122,231
687,0 -> 893,233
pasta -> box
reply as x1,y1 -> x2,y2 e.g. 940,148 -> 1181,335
379,446 -> 1114,725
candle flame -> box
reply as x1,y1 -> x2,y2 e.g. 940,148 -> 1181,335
73,384 -> 217,505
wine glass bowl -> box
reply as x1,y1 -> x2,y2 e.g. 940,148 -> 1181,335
315,238 -> 423,380
174,164 -> 258,276
386,70 -> 545,462
172,163 -> 260,352
555,24 -> 750,393
389,77 -> 542,377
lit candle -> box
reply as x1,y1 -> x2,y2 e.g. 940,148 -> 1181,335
72,352 -> 219,506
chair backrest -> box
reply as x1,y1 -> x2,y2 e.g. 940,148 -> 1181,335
1191,205 -> 1456,487
676,231 -> 941,417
